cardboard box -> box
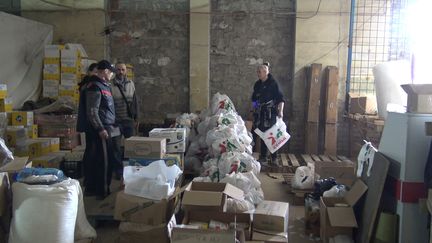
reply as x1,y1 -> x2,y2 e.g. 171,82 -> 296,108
44,45 -> 63,58
149,128 -> 187,153
32,153 -> 63,168
128,154 -> 182,168
252,231 -> 288,242
114,188 -> 181,225
118,215 -> 175,243
253,200 -> 289,233
182,182 -> 244,212
28,138 -> 51,157
25,125 -> 38,139
172,210 -> 251,243
0,84 -> 7,99
401,84 -> 432,113
6,126 -> 27,146
11,111 -> 34,126
64,43 -> 88,58
0,98 -> 12,112
349,94 -> 377,115
320,180 -> 368,243
43,79 -> 60,88
43,63 -> 60,74
124,137 -> 166,159
314,161 -> 356,185
61,72 -> 80,86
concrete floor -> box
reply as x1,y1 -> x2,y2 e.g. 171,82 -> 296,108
85,172 -> 320,243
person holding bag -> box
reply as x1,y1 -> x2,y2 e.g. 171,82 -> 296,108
251,62 -> 285,165
111,62 -> 139,178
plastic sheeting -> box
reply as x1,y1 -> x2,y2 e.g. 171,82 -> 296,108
0,12 -> 53,109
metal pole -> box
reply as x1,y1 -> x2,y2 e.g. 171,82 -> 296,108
345,0 -> 356,113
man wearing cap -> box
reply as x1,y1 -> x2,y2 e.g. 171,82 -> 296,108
82,59 -> 120,199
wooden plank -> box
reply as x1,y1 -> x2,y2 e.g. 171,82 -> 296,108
319,154 -> 332,162
324,66 -> 339,123
324,123 -> 337,155
337,155 -> 352,162
301,154 -> 314,167
306,63 -> 323,123
311,154 -> 321,162
329,155 -> 341,162
306,122 -> 319,154
280,153 -> 289,167
288,153 -> 300,167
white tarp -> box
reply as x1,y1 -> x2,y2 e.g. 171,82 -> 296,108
0,12 -> 53,109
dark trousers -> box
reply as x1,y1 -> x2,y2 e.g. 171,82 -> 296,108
83,129 -> 116,197
112,120 -> 136,173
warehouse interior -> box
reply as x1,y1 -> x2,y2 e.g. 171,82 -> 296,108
0,0 -> 431,242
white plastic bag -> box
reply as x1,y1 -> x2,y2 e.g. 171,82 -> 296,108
9,179 -> 96,243
254,118 -> 290,154
123,161 -> 182,200
291,166 -> 314,190
211,93 -> 236,115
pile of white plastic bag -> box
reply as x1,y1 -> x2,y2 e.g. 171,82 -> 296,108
181,93 -> 264,212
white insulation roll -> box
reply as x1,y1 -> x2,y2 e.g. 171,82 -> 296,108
9,179 -> 96,243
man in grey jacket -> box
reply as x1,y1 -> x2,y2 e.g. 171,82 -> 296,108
111,62 -> 139,178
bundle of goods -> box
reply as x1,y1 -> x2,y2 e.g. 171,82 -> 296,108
34,113 -> 80,150
183,93 -> 263,212
9,168 -> 96,243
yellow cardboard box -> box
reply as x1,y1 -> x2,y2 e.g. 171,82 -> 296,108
25,125 -> 38,139
0,98 -> 12,112
0,84 -> 7,99
32,153 -> 63,169
44,45 -> 64,58
5,126 -> 27,147
11,111 -> 34,126
29,138 -> 51,158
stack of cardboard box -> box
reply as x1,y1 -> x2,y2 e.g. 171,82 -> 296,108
42,43 -> 92,104
34,113 -> 79,151
172,181 -> 251,243
42,45 -> 62,99
125,136 -> 183,168
149,128 -> 187,168
115,136 -> 182,243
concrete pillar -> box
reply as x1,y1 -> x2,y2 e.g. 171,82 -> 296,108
189,0 -> 210,113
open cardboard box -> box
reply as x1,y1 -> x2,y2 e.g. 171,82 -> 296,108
114,184 -> 186,225
172,210 -> 251,243
401,84 -> 432,113
182,182 -> 244,212
320,179 -> 368,243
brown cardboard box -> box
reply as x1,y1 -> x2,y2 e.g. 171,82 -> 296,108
320,179 -> 368,243
349,94 -> 377,114
401,84 -> 432,113
181,182 -> 244,212
114,189 -> 181,225
118,218 -> 174,243
252,231 -> 288,242
172,211 -> 251,243
314,161 -> 356,185
11,111 -> 34,126
253,200 -> 289,233
124,137 -> 166,159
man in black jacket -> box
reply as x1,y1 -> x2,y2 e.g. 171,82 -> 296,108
80,60 -> 120,199
251,62 -> 285,165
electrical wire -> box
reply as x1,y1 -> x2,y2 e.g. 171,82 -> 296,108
296,0 -> 323,19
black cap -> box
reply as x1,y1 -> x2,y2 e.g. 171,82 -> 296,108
97,60 -> 116,73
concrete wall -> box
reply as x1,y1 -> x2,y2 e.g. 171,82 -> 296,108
210,0 -> 296,122
109,0 -> 190,123
294,0 -> 351,154
22,10 -> 107,60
